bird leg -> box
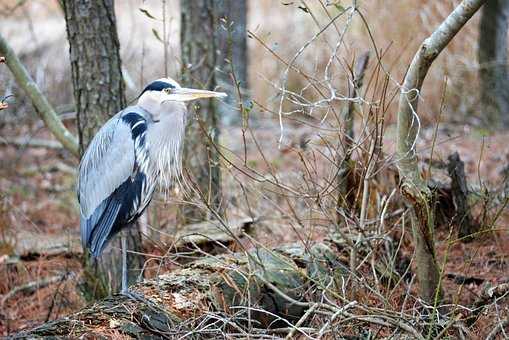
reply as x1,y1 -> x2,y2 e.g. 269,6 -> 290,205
119,231 -> 163,313
121,232 -> 128,294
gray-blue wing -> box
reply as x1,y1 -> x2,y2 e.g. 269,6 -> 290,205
77,114 -> 135,251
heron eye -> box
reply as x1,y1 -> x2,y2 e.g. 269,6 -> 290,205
163,88 -> 173,94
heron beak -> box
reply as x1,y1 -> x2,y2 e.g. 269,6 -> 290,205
165,88 -> 227,102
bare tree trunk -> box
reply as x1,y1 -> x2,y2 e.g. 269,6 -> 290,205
479,0 -> 509,127
180,0 -> 246,223
62,0 -> 143,298
396,0 -> 487,304
62,0 -> 125,153
215,0 -> 248,126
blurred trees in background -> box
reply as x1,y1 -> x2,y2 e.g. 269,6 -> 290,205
62,0 -> 143,298
180,0 -> 247,223
478,0 -> 509,127
215,0 -> 248,126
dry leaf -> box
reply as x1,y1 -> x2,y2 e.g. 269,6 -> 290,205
139,8 -> 157,20
152,28 -> 163,43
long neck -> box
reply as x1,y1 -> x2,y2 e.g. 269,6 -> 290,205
146,101 -> 187,188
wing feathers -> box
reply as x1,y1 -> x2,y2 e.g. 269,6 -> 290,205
78,114 -> 135,219
89,198 -> 122,257
78,108 -> 155,257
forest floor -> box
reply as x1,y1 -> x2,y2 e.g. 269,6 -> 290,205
0,117 -> 508,336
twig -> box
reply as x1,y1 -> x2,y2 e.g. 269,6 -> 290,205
317,301 -> 358,339
284,303 -> 317,340
486,317 -> 509,340
0,136 -> 64,150
466,282 -> 509,325
343,312 -> 425,340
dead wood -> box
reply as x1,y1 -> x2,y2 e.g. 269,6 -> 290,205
337,51 -> 370,215
466,282 -> 509,326
445,273 -> 484,285
12,242 -> 348,338
447,152 -> 479,241
0,137 -> 64,150
12,218 -> 259,259
159,217 -> 259,251
13,230 -> 82,258
1,273 -> 71,308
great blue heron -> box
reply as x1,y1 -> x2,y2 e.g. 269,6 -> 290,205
77,78 -> 226,296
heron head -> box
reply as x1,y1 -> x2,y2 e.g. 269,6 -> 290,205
139,77 -> 226,104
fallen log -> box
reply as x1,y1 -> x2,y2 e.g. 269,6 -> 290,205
12,242 -> 349,338
13,217 -> 259,258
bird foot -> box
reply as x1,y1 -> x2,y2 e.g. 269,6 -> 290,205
120,289 -> 162,313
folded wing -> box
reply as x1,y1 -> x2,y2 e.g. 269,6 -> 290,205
78,111 -> 152,257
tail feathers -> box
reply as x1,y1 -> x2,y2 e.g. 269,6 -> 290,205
81,198 -> 122,258
80,198 -> 109,251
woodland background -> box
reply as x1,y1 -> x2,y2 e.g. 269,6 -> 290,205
0,0 -> 508,338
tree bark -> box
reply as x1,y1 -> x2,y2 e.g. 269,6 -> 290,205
447,152 -> 478,241
62,0 -> 143,298
479,0 -> 509,127
215,0 -> 248,126
396,0 -> 487,304
180,0 -> 247,223
62,0 -> 126,153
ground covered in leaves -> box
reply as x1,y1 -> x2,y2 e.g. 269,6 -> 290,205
1,119 -> 508,337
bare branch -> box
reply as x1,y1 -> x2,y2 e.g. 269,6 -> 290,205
397,0 -> 487,181
0,32 -> 79,157
1,136 -> 64,150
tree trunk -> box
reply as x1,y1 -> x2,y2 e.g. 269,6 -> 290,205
62,0 -> 143,298
180,0 -> 246,223
396,0 -> 487,305
479,0 -> 509,127
215,0 -> 248,126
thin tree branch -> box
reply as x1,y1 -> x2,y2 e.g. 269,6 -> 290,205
1,136 -> 64,150
0,32 -> 79,157
397,0 -> 487,182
